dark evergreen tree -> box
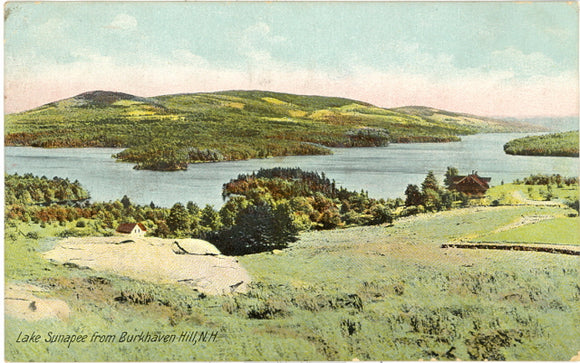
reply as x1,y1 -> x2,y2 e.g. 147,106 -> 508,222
120,195 -> 132,209
421,171 -> 440,193
423,188 -> 442,211
405,184 -> 423,206
444,166 -> 459,189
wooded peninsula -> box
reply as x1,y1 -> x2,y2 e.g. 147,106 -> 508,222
503,131 -> 579,157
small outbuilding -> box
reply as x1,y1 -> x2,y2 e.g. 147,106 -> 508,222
116,222 -> 147,236
450,172 -> 491,197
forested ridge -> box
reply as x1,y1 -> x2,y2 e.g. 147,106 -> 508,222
503,131 -> 579,157
5,90 -> 543,170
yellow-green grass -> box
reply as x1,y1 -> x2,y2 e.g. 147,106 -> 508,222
5,205 -> 580,361
475,217 -> 580,246
486,183 -> 579,203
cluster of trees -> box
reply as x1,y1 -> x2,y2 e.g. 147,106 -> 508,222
512,173 -> 578,210
223,168 -> 398,230
504,131 -> 579,157
404,167 -> 469,213
343,128 -> 390,147
5,174 -> 90,205
3,168 -> 476,255
391,135 -> 460,143
116,143 -> 190,171
514,174 -> 578,187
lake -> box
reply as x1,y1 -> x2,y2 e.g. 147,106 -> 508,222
4,133 -> 578,207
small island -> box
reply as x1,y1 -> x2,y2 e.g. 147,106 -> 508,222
504,131 -> 579,157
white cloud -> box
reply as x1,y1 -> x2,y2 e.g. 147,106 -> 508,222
171,49 -> 208,67
108,14 -> 138,30
490,47 -> 558,78
237,22 -> 286,64
32,18 -> 69,43
70,48 -> 113,65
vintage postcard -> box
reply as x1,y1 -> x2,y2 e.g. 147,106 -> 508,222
3,1 -> 579,361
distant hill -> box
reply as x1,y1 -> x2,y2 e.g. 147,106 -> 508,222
501,116 -> 579,132
5,90 -> 544,170
390,106 -> 547,133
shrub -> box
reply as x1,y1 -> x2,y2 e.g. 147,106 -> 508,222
565,197 -> 579,213
58,228 -> 93,237
246,299 -> 290,319
25,231 -> 39,239
465,329 -> 523,360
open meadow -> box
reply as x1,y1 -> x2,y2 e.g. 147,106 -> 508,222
5,201 -> 579,361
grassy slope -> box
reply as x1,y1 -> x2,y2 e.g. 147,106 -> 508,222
503,130 -> 579,157
5,204 -> 579,361
485,183 -> 578,204
477,183 -> 580,245
474,217 -> 579,245
5,90 -> 543,170
391,105 -> 543,133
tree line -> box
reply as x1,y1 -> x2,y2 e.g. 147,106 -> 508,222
10,168 -> 573,256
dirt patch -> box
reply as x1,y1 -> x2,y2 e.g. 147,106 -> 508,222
43,236 -> 251,295
441,243 -> 580,256
511,190 -> 564,207
493,215 -> 555,233
5,283 -> 70,321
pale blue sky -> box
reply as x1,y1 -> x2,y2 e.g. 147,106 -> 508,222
5,1 -> 579,116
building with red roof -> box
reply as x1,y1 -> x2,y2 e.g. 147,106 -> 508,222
116,222 -> 147,235
450,172 -> 491,197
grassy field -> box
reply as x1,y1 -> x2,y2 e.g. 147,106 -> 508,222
473,217 -> 579,246
485,182 -> 578,204
5,204 -> 579,361
5,90 -> 543,170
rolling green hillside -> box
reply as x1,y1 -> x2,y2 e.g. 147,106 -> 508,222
5,90 -> 543,170
503,131 -> 579,157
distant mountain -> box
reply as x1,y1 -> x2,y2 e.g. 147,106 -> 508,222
41,90 -> 167,112
390,106 -> 547,133
73,90 -> 143,105
501,116 -> 579,132
5,90 -> 545,170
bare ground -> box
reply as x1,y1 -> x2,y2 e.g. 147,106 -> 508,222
42,236 -> 251,295
492,214 -> 555,233
5,283 -> 70,321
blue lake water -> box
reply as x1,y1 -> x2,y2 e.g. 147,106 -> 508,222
4,133 -> 578,207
